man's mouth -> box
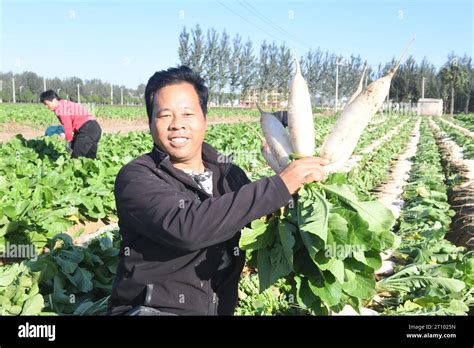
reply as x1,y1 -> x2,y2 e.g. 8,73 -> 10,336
169,136 -> 191,147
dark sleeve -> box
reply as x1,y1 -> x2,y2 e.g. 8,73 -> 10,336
282,111 -> 288,128
271,111 -> 288,128
230,166 -> 257,229
230,164 -> 252,186
115,163 -> 291,252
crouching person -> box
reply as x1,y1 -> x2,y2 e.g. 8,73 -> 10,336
40,90 -> 102,159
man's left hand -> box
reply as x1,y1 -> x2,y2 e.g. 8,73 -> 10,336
65,142 -> 73,154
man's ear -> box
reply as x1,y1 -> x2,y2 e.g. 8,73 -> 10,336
148,113 -> 156,134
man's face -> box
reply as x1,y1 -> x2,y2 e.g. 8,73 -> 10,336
43,99 -> 59,111
150,82 -> 207,165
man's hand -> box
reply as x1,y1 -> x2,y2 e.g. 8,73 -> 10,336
278,157 -> 329,194
65,142 -> 73,154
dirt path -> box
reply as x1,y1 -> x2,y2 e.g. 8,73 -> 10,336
428,118 -> 474,249
0,116 -> 258,143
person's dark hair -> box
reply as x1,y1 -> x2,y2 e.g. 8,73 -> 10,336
40,90 -> 60,103
145,66 -> 208,123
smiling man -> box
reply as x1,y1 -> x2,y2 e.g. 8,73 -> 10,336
108,66 -> 328,316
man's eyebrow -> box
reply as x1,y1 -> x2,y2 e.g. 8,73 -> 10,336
155,106 -> 195,114
156,108 -> 172,114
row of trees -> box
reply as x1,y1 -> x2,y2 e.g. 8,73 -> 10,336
178,25 -> 473,113
1,25 -> 472,114
0,72 -> 145,105
387,54 -> 473,114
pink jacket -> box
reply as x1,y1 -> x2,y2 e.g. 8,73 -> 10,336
53,99 -> 96,142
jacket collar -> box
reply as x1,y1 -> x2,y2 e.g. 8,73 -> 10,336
150,142 -> 233,169
149,142 -> 234,197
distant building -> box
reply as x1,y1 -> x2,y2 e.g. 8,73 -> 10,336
242,89 -> 288,108
417,98 -> 443,116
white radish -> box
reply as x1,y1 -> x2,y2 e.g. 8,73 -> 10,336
380,249 -> 393,261
322,123 -> 367,174
332,305 -> 379,316
375,260 -> 395,276
325,65 -> 368,175
322,150 -> 352,174
320,40 -> 414,165
345,64 -> 367,107
261,140 -> 284,173
287,54 -> 315,157
258,104 -> 293,168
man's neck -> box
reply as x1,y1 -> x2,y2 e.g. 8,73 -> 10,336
171,157 -> 205,173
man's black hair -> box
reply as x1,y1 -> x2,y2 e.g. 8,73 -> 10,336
145,66 -> 208,123
40,90 -> 60,103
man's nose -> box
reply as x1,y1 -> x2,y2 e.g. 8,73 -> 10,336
169,115 -> 186,130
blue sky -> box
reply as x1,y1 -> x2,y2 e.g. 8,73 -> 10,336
1,0 -> 472,88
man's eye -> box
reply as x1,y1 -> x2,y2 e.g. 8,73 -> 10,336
185,113 -> 194,116
159,114 -> 171,118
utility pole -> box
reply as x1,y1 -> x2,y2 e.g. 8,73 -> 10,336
120,87 -> 123,105
335,58 -> 339,111
421,77 -> 425,99
110,84 -> 113,105
19,86 -> 24,102
335,58 -> 346,111
77,84 -> 80,103
12,78 -> 16,103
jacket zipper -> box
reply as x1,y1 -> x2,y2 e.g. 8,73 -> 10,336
156,154 -> 233,316
209,292 -> 218,315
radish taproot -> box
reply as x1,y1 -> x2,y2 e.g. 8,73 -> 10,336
287,54 -> 315,157
257,104 -> 293,167
322,150 -> 351,174
345,64 -> 367,107
320,41 -> 413,168
261,139 -> 284,173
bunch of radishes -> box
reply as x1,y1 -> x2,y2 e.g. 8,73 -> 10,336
259,42 -> 413,177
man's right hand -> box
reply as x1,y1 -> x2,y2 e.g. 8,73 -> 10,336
278,157 -> 329,194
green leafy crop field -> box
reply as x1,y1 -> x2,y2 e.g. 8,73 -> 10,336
0,114 -> 472,316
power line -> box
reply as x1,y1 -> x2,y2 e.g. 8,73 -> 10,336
217,0 -> 287,45
237,0 -> 284,34
237,0 -> 312,51
239,0 -> 302,41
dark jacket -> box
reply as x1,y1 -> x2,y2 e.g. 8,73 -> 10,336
108,142 -> 292,315
272,110 -> 288,128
